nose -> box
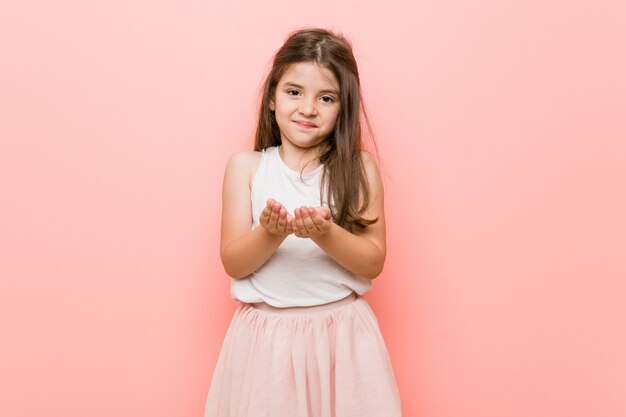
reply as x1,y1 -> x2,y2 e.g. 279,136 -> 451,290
298,98 -> 318,117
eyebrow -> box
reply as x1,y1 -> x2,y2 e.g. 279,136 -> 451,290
281,82 -> 339,95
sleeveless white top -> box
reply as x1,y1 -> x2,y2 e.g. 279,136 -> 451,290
230,146 -> 372,307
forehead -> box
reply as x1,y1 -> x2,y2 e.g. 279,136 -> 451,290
278,62 -> 339,91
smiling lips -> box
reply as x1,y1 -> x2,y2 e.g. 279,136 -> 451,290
293,120 -> 317,128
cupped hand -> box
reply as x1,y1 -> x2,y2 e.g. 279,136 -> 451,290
291,205 -> 332,239
259,198 -> 294,236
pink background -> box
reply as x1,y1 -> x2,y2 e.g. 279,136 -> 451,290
1,1 -> 625,416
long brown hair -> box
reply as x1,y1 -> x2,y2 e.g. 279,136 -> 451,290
254,28 -> 378,230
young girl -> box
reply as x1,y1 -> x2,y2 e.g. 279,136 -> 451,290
204,28 -> 402,417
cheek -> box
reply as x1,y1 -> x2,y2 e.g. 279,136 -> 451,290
329,109 -> 340,126
275,98 -> 294,114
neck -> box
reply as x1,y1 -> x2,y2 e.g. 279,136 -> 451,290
278,142 -> 328,173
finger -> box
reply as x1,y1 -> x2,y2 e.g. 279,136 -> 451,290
293,208 -> 302,235
268,202 -> 280,226
302,206 -> 319,232
307,207 -> 323,231
289,217 -> 300,236
260,206 -> 272,225
267,199 -> 284,215
295,207 -> 309,236
277,208 -> 288,233
310,206 -> 329,220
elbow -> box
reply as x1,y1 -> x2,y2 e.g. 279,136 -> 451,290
222,262 -> 249,280
222,263 -> 244,280
359,243 -> 386,280
220,248 -> 248,280
361,266 -> 383,280
359,256 -> 385,280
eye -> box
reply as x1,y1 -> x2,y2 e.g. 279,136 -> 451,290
286,89 -> 301,96
320,96 -> 335,103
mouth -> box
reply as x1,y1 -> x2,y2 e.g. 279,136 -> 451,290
293,120 -> 317,128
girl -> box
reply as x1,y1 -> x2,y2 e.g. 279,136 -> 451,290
205,28 -> 402,417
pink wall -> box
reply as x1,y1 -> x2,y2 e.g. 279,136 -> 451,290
1,1 -> 625,416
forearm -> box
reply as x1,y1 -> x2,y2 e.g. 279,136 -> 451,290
312,223 -> 385,279
221,226 -> 287,279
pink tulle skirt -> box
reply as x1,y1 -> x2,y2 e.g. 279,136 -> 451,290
204,292 -> 402,417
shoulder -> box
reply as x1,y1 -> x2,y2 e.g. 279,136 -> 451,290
223,150 -> 263,189
226,150 -> 262,169
225,150 -> 262,175
360,150 -> 378,170
360,151 -> 383,187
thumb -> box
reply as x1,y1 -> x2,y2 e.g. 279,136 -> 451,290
314,206 -> 331,220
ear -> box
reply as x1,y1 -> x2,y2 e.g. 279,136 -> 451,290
269,99 -> 275,111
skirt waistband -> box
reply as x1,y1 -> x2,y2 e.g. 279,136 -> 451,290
250,292 -> 358,314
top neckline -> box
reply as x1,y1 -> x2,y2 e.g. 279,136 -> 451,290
273,146 -> 323,179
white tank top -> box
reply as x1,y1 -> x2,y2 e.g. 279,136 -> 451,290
230,146 -> 372,307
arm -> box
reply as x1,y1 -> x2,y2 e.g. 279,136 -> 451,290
219,152 -> 293,279
291,152 -> 386,279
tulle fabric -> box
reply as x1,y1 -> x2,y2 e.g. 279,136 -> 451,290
204,293 -> 402,417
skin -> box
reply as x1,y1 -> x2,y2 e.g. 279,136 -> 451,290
269,61 -> 340,170
258,198 -> 331,236
220,62 -> 386,280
